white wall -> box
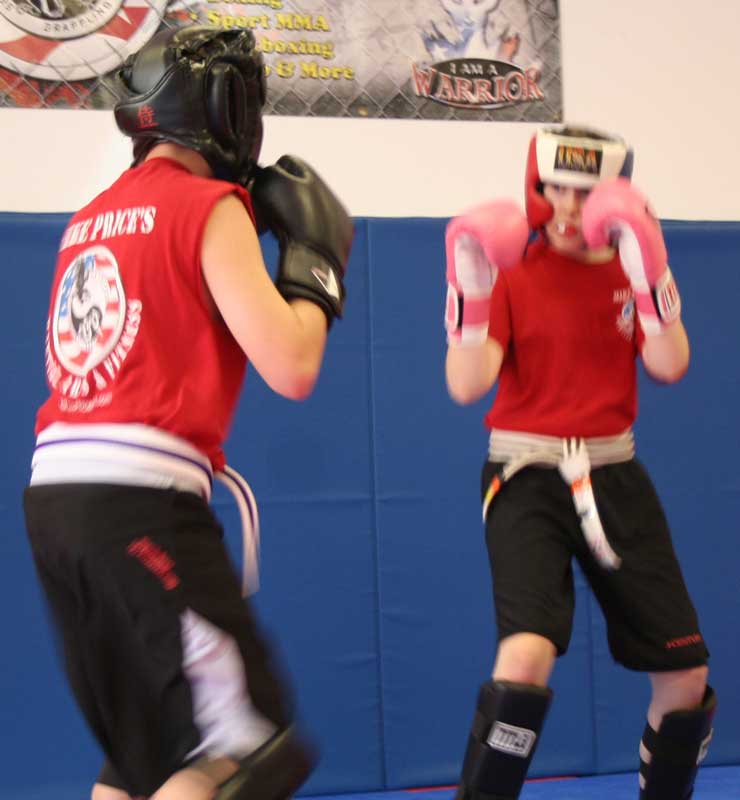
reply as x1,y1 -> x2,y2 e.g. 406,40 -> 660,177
1,0 -> 739,219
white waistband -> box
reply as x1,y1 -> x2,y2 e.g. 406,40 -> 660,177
31,422 -> 214,497
30,423 -> 260,596
488,427 -> 635,477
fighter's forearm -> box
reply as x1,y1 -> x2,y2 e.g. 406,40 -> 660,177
640,320 -> 690,383
445,338 -> 503,404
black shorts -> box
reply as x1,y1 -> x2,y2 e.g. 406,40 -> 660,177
481,458 -> 709,671
24,484 -> 293,798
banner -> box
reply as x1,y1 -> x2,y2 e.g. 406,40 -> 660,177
0,0 -> 561,120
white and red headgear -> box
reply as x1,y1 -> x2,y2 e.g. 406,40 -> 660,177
525,126 -> 633,228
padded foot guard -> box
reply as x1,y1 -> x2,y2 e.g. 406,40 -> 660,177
640,686 -> 717,800
215,725 -> 319,800
455,680 -> 553,800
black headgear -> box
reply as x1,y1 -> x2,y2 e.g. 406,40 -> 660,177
114,25 -> 266,183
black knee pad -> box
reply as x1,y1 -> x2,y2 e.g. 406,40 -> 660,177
455,680 -> 553,800
640,686 -> 717,800
215,725 -> 319,800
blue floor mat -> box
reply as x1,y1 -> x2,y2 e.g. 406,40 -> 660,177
5,767 -> 738,800
311,766 -> 739,800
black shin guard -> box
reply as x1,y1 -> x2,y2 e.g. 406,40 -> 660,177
640,686 -> 717,800
455,680 -> 553,800
215,726 -> 319,800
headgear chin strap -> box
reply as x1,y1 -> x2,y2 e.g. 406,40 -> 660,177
525,126 -> 634,229
114,25 -> 266,183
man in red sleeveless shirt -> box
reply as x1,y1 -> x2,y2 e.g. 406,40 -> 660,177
23,25 -> 353,800
444,126 -> 715,800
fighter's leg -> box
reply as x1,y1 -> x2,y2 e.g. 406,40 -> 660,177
639,669 -> 715,800
454,465 -> 574,800
25,485 -> 312,799
453,632 -> 557,800
454,677 -> 553,800
454,632 -> 556,800
582,462 -> 714,799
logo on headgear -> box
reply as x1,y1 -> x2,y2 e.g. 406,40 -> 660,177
554,145 -> 602,176
138,105 -> 157,130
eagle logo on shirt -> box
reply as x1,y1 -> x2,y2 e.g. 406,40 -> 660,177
53,246 -> 126,376
616,295 -> 635,340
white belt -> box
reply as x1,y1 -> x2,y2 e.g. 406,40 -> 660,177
484,428 -> 636,570
30,423 -> 260,595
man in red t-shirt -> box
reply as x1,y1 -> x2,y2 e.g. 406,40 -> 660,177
23,26 -> 353,800
444,125 -> 714,800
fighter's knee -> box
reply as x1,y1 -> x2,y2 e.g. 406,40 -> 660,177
493,633 -> 556,685
91,783 -> 136,800
682,665 -> 710,703
652,665 -> 709,710
688,664 -> 709,686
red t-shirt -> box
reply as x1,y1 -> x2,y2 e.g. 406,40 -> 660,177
36,157 -> 254,470
485,237 -> 644,437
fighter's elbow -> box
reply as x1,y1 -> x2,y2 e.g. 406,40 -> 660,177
271,366 -> 320,401
446,378 -> 485,405
644,354 -> 690,384
649,363 -> 689,384
286,375 -> 318,401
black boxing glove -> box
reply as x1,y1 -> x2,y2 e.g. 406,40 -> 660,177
250,155 -> 353,325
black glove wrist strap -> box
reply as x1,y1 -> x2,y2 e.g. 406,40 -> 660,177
275,241 -> 345,326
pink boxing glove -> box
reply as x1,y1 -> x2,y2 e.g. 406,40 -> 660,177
445,199 -> 528,346
582,177 -> 681,335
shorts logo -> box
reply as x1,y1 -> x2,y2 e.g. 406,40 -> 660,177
127,536 -> 180,591
487,722 -> 536,758
53,246 -> 126,376
665,633 -> 703,649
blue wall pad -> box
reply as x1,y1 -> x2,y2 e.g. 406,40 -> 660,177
1,213 -> 738,798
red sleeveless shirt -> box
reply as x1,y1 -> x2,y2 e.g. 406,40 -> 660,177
36,157 -> 253,470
